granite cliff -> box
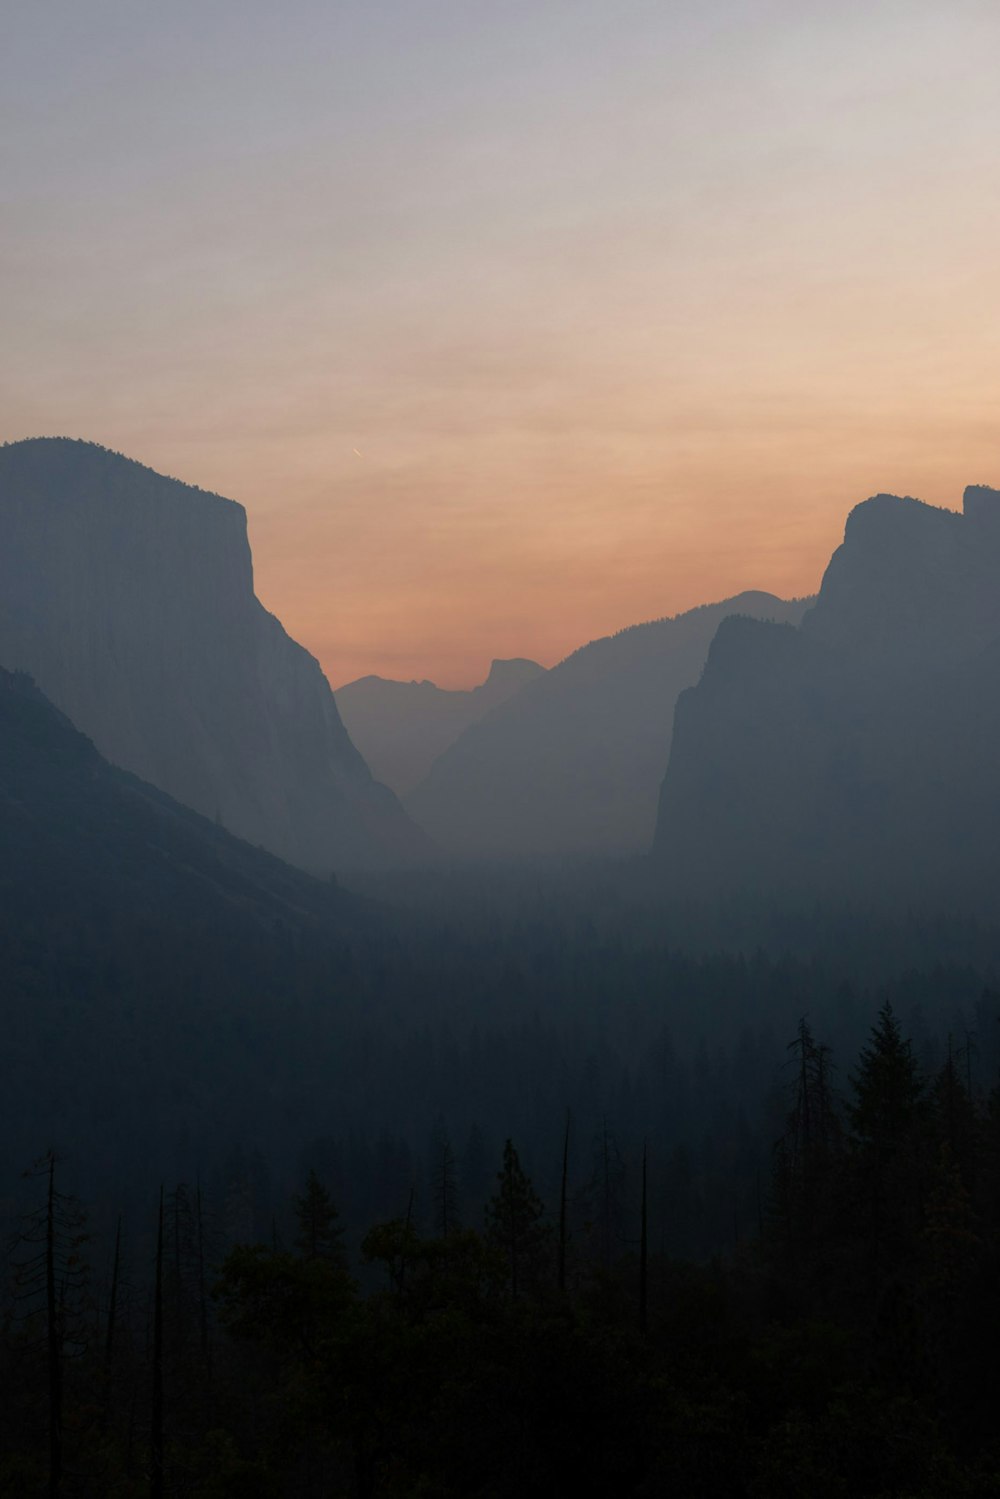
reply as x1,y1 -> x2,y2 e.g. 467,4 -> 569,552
653,485 -> 1000,911
0,438 -> 424,872
406,591 -> 810,859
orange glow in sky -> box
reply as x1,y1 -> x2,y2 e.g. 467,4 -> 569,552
4,2 -> 999,687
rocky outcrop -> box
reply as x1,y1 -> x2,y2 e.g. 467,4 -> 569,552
799,487 -> 1000,663
0,438 -> 424,871
335,657 -> 544,796
405,591 -> 810,859
653,485 -> 1000,912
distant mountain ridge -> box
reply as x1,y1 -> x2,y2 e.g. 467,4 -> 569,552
406,590 -> 812,859
654,484 -> 1000,912
335,657 -> 545,796
0,438 -> 424,872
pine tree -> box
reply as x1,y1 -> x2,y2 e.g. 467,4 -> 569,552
848,1003 -> 925,1152
847,1003 -> 928,1282
485,1140 -> 549,1300
772,1018 -> 840,1257
294,1170 -> 345,1265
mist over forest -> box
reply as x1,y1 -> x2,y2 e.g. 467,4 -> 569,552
2,437 -> 1000,1493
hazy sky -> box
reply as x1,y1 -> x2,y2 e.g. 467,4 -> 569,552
4,1 -> 1000,686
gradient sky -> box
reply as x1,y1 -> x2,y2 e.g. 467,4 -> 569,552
3,1 -> 1000,687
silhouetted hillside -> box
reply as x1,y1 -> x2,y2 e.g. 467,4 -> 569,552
335,657 -> 544,795
3,659 -> 1000,1274
406,591 -> 810,859
0,438 -> 425,871
0,665 -> 364,927
654,485 -> 1000,913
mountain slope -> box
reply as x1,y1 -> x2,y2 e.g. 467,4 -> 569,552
0,438 -> 424,872
335,657 -> 545,796
406,591 -> 811,859
0,659 -> 394,1194
653,486 -> 1000,912
0,664 -> 366,926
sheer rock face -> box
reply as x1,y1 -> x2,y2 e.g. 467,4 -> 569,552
799,486 -> 1000,664
654,486 -> 1000,912
405,590 -> 811,860
335,657 -> 545,797
0,438 -> 424,872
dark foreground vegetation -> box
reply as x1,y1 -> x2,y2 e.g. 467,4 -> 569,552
5,668 -> 1000,1492
4,1006 -> 1000,1497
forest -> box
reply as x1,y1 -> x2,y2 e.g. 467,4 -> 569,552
4,644 -> 1000,1493
4,1002 -> 1000,1496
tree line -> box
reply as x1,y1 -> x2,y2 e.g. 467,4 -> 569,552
4,1004 -> 1000,1495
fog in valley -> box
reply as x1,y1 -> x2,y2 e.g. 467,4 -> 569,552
2,438 -> 1000,1493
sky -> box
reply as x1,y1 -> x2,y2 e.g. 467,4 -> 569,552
3,1 -> 1000,688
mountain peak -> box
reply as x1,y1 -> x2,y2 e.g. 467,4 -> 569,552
335,656 -> 545,796
483,657 -> 545,688
654,480 -> 1000,910
841,491 -> 959,544
0,439 -> 422,870
0,436 -> 236,508
963,483 -> 1000,524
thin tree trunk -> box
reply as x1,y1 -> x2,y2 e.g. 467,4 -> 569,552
46,1156 -> 61,1499
602,1119 -> 612,1276
399,1187 -> 414,1300
558,1111 -> 570,1295
151,1187 -> 164,1499
639,1141 -> 648,1337
101,1215 -> 122,1433
196,1182 -> 210,1369
507,1154 -> 518,1301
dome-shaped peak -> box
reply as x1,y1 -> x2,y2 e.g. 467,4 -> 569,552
484,657 -> 544,686
3,435 -> 157,474
963,484 -> 1000,523
0,436 -> 242,518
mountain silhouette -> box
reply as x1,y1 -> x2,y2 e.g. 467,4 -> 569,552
335,657 -> 544,796
0,664 -> 368,925
0,438 -> 426,872
406,591 -> 810,859
653,485 -> 1000,911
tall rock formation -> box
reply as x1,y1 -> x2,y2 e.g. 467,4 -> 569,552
406,591 -> 810,859
654,486 -> 1000,912
335,658 -> 545,796
0,437 -> 424,872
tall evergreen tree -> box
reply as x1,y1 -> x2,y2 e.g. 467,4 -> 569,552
772,1019 -> 840,1259
848,1003 -> 925,1151
485,1140 -> 549,1300
293,1170 -> 345,1265
847,1003 -> 928,1284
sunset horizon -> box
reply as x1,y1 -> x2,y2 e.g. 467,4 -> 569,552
5,1 -> 998,688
